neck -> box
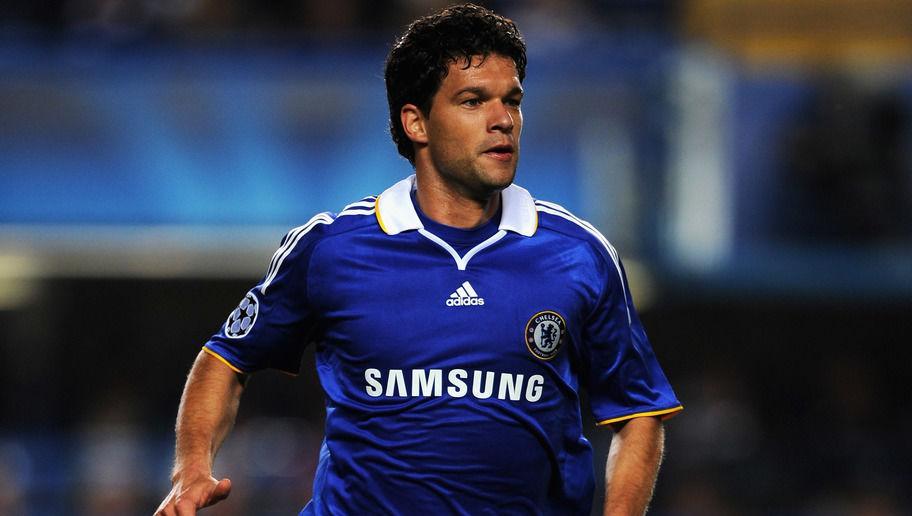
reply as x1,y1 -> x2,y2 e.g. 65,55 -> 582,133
414,174 -> 501,229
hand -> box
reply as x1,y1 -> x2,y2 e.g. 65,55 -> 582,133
154,470 -> 232,516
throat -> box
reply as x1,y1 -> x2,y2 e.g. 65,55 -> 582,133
411,190 -> 502,253
414,184 -> 501,229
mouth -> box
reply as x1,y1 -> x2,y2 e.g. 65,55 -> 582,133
482,143 -> 515,162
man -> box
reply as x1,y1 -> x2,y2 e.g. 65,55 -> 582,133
155,4 -> 681,515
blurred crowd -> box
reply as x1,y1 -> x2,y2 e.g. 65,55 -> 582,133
1,0 -> 676,39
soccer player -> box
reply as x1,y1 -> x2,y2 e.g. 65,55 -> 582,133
154,4 -> 681,515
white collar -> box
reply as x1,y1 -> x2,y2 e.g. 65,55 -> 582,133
375,175 -> 538,237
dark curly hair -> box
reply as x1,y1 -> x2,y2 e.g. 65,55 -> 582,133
384,3 -> 527,165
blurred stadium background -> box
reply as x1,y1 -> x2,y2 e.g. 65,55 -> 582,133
1,0 -> 911,514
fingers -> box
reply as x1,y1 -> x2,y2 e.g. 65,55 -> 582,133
205,478 -> 232,507
174,498 -> 198,516
155,498 -> 183,516
155,476 -> 232,516
154,488 -> 179,516
159,496 -> 197,516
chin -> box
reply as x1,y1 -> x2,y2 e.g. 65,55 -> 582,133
462,171 -> 514,202
483,167 -> 516,190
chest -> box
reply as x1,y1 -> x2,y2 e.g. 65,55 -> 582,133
307,231 -> 600,373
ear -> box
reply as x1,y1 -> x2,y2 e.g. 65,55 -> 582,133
400,103 -> 428,145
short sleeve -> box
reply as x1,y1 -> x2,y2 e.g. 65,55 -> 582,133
581,257 -> 682,428
204,216 -> 331,374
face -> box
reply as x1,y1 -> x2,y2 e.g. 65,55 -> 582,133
415,54 -> 524,201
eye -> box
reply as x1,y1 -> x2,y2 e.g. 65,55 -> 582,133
506,98 -> 522,107
462,98 -> 481,107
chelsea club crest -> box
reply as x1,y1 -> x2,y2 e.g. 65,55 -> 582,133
525,310 -> 567,360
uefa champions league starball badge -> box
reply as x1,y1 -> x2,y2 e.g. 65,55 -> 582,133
525,310 -> 566,360
225,291 -> 259,339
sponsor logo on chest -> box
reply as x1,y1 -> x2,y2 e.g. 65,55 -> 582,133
445,281 -> 485,307
364,368 -> 544,403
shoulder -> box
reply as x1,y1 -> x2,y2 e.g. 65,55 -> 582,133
532,198 -> 622,269
533,198 -> 632,321
260,195 -> 379,286
327,195 -> 381,235
281,195 -> 379,248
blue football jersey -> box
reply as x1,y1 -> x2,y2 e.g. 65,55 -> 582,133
205,175 -> 682,515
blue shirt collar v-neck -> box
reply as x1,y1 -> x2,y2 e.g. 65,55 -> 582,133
410,189 -> 502,254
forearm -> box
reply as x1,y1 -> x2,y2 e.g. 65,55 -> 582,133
172,350 -> 245,479
603,416 -> 665,516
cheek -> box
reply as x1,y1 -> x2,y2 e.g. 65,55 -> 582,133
427,124 -> 465,163
432,117 -> 475,149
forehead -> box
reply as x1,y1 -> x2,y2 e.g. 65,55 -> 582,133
438,54 -> 521,93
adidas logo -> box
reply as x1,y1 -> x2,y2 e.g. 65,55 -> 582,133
445,281 -> 485,307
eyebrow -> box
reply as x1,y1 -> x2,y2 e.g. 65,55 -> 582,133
453,86 -> 524,98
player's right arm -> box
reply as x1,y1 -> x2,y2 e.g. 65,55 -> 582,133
154,219 -> 327,515
154,350 -> 246,516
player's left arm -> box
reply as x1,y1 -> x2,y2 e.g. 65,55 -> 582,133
603,416 -> 665,516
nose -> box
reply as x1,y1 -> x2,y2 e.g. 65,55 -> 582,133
488,101 -> 514,133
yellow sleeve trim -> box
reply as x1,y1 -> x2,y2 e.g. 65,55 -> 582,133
375,194 -> 390,234
202,346 -> 246,374
596,405 -> 684,427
